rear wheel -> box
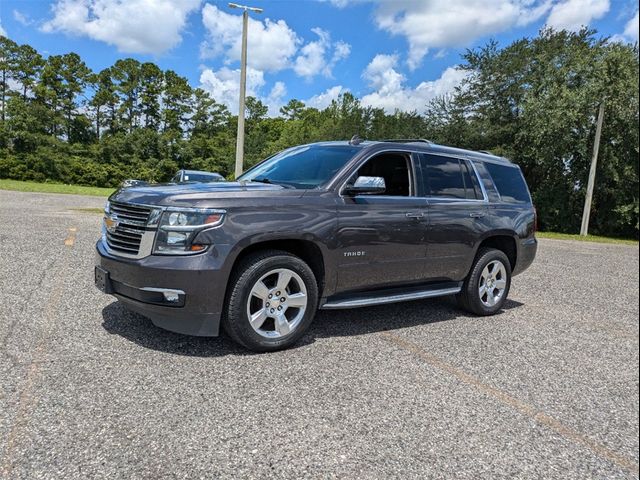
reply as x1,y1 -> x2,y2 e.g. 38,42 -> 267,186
457,248 -> 511,315
223,250 -> 318,352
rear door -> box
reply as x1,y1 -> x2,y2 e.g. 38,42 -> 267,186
420,154 -> 489,281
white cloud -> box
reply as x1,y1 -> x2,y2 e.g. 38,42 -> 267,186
546,0 -> 609,31
306,85 -> 349,109
201,4 -> 299,73
0,19 -> 7,37
266,81 -> 287,116
41,0 -> 200,54
372,0 -> 551,70
622,10 -> 638,43
199,66 -> 265,114
293,28 -> 351,79
199,67 -> 286,117
13,10 -> 33,26
360,54 -> 467,112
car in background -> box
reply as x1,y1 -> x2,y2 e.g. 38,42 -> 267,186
121,179 -> 149,188
171,170 -> 225,184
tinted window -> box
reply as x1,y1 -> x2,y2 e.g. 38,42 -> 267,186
238,145 -> 361,189
184,173 -> 222,182
424,155 -> 480,199
485,163 -> 531,203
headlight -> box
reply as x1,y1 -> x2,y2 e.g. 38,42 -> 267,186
153,208 -> 225,255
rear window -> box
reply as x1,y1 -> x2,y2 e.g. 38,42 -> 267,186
422,155 -> 481,200
485,163 -> 531,204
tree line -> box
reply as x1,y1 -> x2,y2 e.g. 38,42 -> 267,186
0,29 -> 638,237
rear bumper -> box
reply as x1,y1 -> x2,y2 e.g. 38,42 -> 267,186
513,236 -> 537,276
95,240 -> 228,336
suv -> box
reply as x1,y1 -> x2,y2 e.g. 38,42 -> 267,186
170,169 -> 225,183
95,140 -> 537,352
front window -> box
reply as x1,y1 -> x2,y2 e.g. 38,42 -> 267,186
238,145 -> 361,189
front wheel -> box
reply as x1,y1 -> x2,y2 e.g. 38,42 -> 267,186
223,250 -> 318,352
457,248 -> 511,315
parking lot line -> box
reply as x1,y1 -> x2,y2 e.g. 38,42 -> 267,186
64,227 -> 77,247
381,331 -> 640,476
1,231 -> 72,479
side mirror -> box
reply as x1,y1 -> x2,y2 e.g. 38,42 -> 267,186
344,176 -> 386,195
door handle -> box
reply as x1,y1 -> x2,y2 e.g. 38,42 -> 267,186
405,212 -> 425,219
469,212 -> 486,218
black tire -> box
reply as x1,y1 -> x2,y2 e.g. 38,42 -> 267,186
457,247 -> 512,316
222,250 -> 319,352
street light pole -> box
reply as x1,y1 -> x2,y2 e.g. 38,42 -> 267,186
229,3 -> 263,179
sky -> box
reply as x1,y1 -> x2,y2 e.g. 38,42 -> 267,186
0,0 -> 638,116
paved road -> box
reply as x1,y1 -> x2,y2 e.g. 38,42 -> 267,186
0,190 -> 638,479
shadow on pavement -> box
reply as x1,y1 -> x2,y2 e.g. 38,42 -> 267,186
102,297 -> 525,357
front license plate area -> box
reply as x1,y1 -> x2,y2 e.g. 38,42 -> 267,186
95,266 -> 113,294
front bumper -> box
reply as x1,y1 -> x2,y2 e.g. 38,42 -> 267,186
95,240 -> 230,336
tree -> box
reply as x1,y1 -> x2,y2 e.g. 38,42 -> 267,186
112,58 -> 142,133
0,36 -> 18,123
280,99 -> 306,120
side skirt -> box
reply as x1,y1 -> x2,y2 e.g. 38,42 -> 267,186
320,282 -> 462,310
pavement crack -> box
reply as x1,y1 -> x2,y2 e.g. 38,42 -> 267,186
380,331 -> 640,476
0,228 -> 75,479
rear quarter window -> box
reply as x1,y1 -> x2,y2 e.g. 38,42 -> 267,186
485,163 -> 531,204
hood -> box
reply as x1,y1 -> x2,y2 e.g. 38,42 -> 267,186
109,181 -> 300,208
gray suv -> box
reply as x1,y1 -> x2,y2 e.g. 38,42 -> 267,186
95,140 -> 537,352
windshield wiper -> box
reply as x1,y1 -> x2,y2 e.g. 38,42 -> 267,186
252,176 -> 273,184
251,177 -> 294,188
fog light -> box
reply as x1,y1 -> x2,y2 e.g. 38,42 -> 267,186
163,291 -> 180,303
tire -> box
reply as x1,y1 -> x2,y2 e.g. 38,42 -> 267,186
222,250 -> 319,352
457,247 -> 511,316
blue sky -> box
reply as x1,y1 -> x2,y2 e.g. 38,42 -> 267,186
1,0 -> 638,115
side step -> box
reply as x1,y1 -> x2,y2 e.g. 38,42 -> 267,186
320,283 -> 462,310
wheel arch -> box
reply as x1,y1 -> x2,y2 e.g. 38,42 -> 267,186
224,235 -> 329,300
475,233 -> 518,272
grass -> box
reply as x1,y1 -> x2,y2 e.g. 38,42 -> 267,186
70,207 -> 105,215
537,231 -> 638,246
0,179 -> 114,197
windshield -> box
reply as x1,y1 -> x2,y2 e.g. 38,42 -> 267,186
183,173 -> 222,183
238,145 -> 361,189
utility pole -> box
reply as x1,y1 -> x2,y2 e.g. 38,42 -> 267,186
580,100 -> 605,236
229,2 -> 263,178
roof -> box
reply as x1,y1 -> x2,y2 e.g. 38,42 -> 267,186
302,140 -> 512,164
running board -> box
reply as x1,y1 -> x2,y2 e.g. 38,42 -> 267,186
320,284 -> 461,310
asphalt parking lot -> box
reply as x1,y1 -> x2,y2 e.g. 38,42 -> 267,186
0,189 -> 638,479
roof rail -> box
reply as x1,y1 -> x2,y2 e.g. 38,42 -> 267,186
478,150 -> 493,155
380,139 -> 433,144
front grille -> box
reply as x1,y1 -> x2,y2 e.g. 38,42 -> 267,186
109,202 -> 152,224
105,202 -> 153,256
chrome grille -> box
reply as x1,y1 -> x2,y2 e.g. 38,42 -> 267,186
109,202 -> 152,224
105,202 -> 153,256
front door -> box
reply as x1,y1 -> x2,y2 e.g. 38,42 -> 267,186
335,151 -> 428,292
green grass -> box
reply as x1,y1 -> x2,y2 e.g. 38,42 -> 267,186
537,231 -> 638,246
70,207 -> 105,215
0,179 -> 114,197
